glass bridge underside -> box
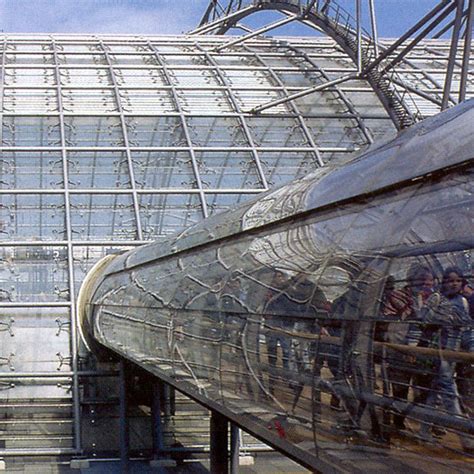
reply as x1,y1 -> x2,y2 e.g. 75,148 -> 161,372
0,34 -> 472,457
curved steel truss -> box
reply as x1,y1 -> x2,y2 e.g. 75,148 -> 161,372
193,0 -> 474,130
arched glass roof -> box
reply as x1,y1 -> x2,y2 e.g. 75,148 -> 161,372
0,33 -> 472,457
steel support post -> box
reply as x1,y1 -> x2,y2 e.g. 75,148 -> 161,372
151,380 -> 164,458
362,0 -> 453,75
460,0 -> 474,101
119,361 -> 130,473
214,14 -> 298,52
356,0 -> 362,73
368,0 -> 379,57
230,424 -> 240,474
163,383 -> 172,419
442,0 -> 465,109
210,411 -> 229,474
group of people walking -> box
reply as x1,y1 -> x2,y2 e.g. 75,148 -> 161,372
259,262 -> 474,450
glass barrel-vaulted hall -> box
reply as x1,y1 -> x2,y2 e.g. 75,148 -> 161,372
0,32 -> 472,462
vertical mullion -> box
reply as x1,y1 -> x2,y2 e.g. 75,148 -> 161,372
195,43 -> 270,191
51,37 -> 82,453
100,40 -> 143,240
146,41 -> 209,218
0,38 -> 6,146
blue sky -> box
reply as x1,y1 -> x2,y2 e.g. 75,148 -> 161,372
0,1 -> 450,37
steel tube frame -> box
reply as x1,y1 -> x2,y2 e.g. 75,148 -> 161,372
151,380 -> 164,457
378,2 -> 458,77
278,37 -> 374,145
119,360 -> 130,473
191,5 -> 256,35
244,44 -> 326,165
51,38 -> 82,455
248,73 -> 358,113
442,0 -> 465,109
195,43 -> 270,189
100,40 -> 143,240
360,0 -> 454,75
0,371 -> 117,378
210,411 -> 229,474
459,0 -> 474,101
146,41 -> 209,218
230,424 -> 240,474
213,14 -> 299,52
356,0 -> 362,73
368,0 -> 379,57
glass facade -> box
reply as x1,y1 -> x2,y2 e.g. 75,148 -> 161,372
0,33 -> 472,458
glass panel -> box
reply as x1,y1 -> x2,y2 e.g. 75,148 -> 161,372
64,117 -> 124,146
363,118 -> 397,143
222,68 -> 274,88
176,89 -> 232,114
109,54 -> 156,66
115,68 -> 167,87
206,193 -> 259,215
246,117 -> 308,147
62,88 -> 118,114
304,117 -> 368,148
120,89 -> 175,114
232,89 -> 285,113
170,68 -> 220,87
132,151 -> 197,189
67,151 -> 131,189
8,43 -> 53,52
57,43 -> 101,53
161,54 -> 206,66
139,194 -> 203,239
0,152 -> 63,189
60,68 -> 112,87
106,44 -> 148,53
4,68 -> 56,86
276,69 -> 321,87
258,151 -> 320,187
70,194 -> 137,241
0,307 -> 71,372
0,246 -> 69,302
294,90 -> 351,115
126,116 -> 185,147
2,116 -> 60,147
3,89 -> 58,113
196,151 -> 263,189
56,53 -> 107,65
5,54 -> 54,65
186,116 -> 248,147
0,194 -> 65,241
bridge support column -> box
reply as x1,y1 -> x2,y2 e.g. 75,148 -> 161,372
151,380 -> 164,457
119,360 -> 130,473
230,424 -> 240,474
150,380 -> 177,469
210,411 -> 228,474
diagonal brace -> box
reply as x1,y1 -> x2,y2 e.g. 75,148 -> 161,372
246,73 -> 358,114
213,14 -> 299,52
